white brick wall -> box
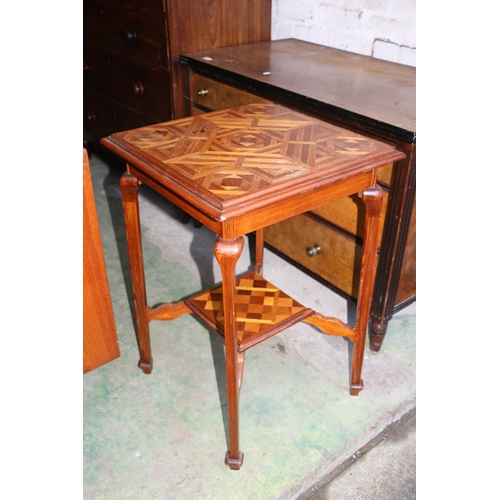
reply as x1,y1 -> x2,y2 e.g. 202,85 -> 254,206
271,0 -> 416,67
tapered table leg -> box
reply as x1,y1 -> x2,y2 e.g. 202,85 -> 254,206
120,171 -> 153,374
254,228 -> 264,274
350,186 -> 383,395
214,235 -> 245,470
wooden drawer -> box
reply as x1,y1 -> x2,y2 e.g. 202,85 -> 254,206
84,43 -> 172,121
103,0 -> 166,11
190,72 -> 269,111
84,89 -> 158,141
376,163 -> 393,187
83,0 -> 169,68
310,188 -> 388,247
264,213 -> 368,299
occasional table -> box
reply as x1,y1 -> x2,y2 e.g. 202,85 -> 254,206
101,103 -> 405,470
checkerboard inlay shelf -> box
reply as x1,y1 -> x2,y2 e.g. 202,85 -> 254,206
186,272 -> 315,351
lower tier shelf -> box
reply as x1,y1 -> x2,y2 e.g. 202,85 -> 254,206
186,272 -> 315,351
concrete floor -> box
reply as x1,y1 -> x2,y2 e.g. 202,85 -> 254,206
300,409 -> 416,499
84,151 -> 416,499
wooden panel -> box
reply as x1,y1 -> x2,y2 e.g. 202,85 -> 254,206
83,0 -> 169,68
83,0 -> 272,143
105,0 -> 166,11
168,0 -> 272,117
376,163 -> 393,186
310,189 -> 388,247
84,43 -> 172,121
166,0 -> 272,57
190,72 -> 268,111
190,106 -> 205,116
264,213 -> 364,298
84,88 -> 160,140
83,149 -> 120,373
395,198 -> 416,305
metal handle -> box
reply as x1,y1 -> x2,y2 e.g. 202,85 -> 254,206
197,88 -> 209,97
122,29 -> 137,43
306,244 -> 321,257
130,81 -> 144,96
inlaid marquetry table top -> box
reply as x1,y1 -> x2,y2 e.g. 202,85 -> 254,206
101,103 -> 405,222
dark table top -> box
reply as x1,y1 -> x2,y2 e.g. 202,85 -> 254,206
181,39 -> 416,144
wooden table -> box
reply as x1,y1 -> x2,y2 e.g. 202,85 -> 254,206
180,39 -> 416,351
101,103 -> 405,469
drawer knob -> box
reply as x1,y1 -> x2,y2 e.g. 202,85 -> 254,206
83,61 -> 90,74
86,112 -> 97,123
131,81 -> 144,96
122,29 -> 137,43
306,244 -> 321,257
197,88 -> 209,97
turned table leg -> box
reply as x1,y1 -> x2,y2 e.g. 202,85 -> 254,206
350,186 -> 383,395
370,144 -> 416,351
214,236 -> 245,470
120,171 -> 153,374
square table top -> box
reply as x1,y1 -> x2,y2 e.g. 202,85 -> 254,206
101,103 -> 405,222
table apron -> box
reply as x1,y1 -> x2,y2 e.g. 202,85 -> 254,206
129,165 -> 376,239
232,171 -> 376,237
128,164 -> 225,234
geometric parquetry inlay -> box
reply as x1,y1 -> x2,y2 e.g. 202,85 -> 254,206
116,103 -> 391,202
185,272 -> 314,351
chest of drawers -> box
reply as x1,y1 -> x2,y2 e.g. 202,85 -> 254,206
83,0 -> 271,150
180,39 -> 416,350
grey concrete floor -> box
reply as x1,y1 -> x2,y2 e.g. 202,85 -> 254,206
301,409 -> 416,499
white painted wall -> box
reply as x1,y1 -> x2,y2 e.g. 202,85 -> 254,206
271,0 -> 416,67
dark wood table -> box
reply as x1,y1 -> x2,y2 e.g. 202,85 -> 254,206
180,39 -> 416,351
101,103 -> 405,469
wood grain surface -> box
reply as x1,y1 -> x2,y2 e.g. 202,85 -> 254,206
102,103 -> 405,218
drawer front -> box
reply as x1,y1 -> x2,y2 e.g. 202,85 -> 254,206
189,106 -> 205,116
84,89 -> 158,141
190,73 -> 269,111
84,43 -> 172,121
264,213 -> 366,299
310,189 -> 388,247
103,0 -> 166,11
376,163 -> 393,186
83,1 -> 169,68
